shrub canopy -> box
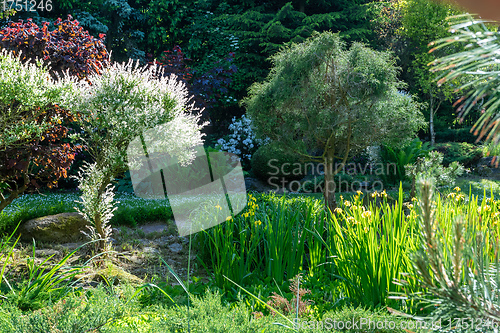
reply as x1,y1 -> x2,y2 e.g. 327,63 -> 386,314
245,31 -> 426,209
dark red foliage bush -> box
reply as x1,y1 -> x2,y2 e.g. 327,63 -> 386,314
0,105 -> 81,211
0,106 -> 80,187
0,15 -> 99,210
0,16 -> 109,79
149,45 -> 237,128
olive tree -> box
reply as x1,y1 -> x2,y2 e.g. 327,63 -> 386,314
245,32 -> 426,211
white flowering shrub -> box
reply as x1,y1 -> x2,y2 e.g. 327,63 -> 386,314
366,146 -> 381,165
405,151 -> 464,187
0,49 -> 74,214
63,59 -> 206,251
216,114 -> 269,168
0,49 -> 69,150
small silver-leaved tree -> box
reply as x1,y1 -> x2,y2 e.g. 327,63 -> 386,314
63,60 -> 206,252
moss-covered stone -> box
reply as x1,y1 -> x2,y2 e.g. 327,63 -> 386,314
20,212 -> 89,243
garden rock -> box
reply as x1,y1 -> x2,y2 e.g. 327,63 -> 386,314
168,243 -> 182,253
476,157 -> 500,177
245,177 -> 280,193
20,212 -> 90,243
34,249 -> 61,257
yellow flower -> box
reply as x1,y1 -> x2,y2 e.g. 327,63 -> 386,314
215,204 -> 222,210
347,216 -> 358,224
476,205 -> 490,214
344,201 -> 351,207
340,195 -> 344,201
381,190 -> 387,197
255,220 -> 262,226
411,197 -> 418,202
357,190 -> 362,196
371,191 -> 378,198
454,187 -> 461,192
361,211 -> 372,218
363,226 -> 369,233
334,207 -> 343,214
226,216 -> 233,221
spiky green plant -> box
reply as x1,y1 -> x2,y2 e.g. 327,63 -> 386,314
401,179 -> 500,331
313,186 -> 421,309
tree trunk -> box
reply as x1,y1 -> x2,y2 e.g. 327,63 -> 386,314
93,173 -> 113,252
0,192 -> 18,213
0,162 -> 30,214
323,149 -> 337,213
430,96 -> 435,147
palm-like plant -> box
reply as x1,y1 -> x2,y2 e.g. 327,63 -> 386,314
429,14 -> 500,146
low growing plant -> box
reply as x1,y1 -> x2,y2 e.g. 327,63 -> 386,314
405,150 -> 464,197
379,138 -> 432,185
198,193 -> 324,288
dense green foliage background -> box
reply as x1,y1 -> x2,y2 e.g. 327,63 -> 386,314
0,0 -> 478,140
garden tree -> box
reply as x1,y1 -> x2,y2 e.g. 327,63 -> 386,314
0,50 -> 78,213
0,16 -> 111,191
373,0 -> 465,145
63,60 -> 205,251
0,17 -> 109,80
245,32 -> 425,212
6,0 -> 146,63
145,1 -> 242,131
226,1 -> 383,100
97,0 -> 146,62
398,0 -> 462,146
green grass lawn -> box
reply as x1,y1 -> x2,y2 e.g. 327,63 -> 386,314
0,191 -> 173,231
